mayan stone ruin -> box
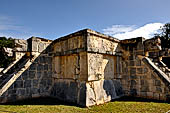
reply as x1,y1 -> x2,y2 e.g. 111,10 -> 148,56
0,29 -> 169,107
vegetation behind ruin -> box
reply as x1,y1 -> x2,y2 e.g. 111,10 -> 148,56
155,23 -> 170,49
0,37 -> 15,68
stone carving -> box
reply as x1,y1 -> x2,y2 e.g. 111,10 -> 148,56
144,37 -> 161,52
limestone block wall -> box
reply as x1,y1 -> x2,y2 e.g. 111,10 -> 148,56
50,52 -> 88,106
1,29 -> 168,106
85,31 -> 123,106
0,37 -> 53,103
27,37 -> 52,53
121,56 -> 170,100
120,37 -> 170,101
14,39 -> 28,60
51,30 -> 88,106
85,53 -> 123,106
87,53 -> 115,81
144,37 -> 161,52
50,29 -> 123,106
52,52 -> 87,80
1,39 -> 28,75
53,30 -> 87,55
87,31 -> 119,54
50,79 -> 86,106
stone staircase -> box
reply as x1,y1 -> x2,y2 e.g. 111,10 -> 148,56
142,57 -> 170,84
154,61 -> 170,78
0,53 -> 40,96
143,57 -> 170,84
148,57 -> 170,79
0,54 -> 29,89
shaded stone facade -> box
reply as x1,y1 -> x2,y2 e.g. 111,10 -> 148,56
0,29 -> 169,107
120,37 -> 170,101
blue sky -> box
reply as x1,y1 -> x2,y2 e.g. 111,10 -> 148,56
0,0 -> 170,40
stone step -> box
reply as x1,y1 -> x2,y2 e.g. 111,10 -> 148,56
160,67 -> 166,71
151,60 -> 170,78
0,55 -> 30,89
0,74 -> 13,89
165,71 -> 170,74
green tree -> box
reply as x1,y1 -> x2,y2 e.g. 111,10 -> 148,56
0,37 -> 15,68
159,23 -> 170,49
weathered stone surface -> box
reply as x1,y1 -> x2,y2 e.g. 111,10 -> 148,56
87,34 -> 118,55
88,53 -> 115,81
29,71 -> 36,79
86,80 -> 123,106
50,80 -> 85,105
137,68 -> 143,74
155,80 -> 161,86
29,63 -> 37,70
37,64 -> 44,71
17,89 -> 25,96
14,81 -> 23,88
121,37 -> 170,102
130,68 -> 136,75
144,38 -> 161,52
129,61 -> 135,66
33,80 -> 38,87
38,42 -> 45,52
53,35 -> 85,54
14,39 -> 28,51
0,29 -> 169,107
24,80 -> 31,87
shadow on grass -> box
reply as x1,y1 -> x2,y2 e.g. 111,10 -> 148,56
0,97 -> 82,107
0,96 -> 169,107
113,96 -> 170,104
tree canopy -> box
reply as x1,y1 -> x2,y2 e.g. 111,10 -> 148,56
158,23 -> 170,49
0,37 -> 15,68
0,37 -> 14,48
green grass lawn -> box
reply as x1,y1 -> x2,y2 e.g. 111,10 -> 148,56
0,97 -> 169,113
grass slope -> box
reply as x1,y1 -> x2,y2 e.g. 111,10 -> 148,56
0,97 -> 169,113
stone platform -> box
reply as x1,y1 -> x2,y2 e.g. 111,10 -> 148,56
0,29 -> 169,106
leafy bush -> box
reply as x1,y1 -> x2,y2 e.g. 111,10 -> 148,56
157,23 -> 170,49
0,37 -> 15,68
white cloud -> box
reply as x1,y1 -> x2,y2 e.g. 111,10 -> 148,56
103,23 -> 164,40
0,16 -> 21,31
103,25 -> 136,35
0,24 -> 21,31
0,15 -> 41,39
0,16 -> 11,24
